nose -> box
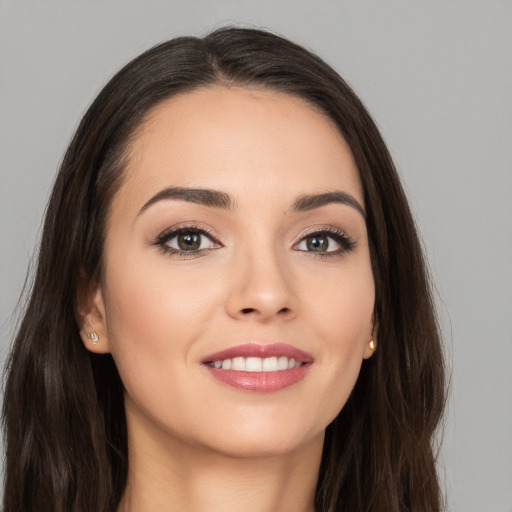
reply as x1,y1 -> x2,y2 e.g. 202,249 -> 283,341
224,244 -> 297,323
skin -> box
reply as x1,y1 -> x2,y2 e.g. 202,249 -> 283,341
78,86 -> 376,512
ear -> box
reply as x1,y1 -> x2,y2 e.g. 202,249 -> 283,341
75,271 -> 111,354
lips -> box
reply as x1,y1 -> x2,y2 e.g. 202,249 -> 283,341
201,343 -> 313,392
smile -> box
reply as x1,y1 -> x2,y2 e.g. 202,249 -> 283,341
205,356 -> 303,372
201,343 -> 313,392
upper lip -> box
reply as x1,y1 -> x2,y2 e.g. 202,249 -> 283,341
201,343 -> 314,364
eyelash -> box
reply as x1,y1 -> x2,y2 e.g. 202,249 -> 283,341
295,227 -> 356,259
151,225 -> 356,259
151,225 -> 221,258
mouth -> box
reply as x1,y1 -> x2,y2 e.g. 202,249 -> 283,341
201,343 -> 313,392
205,355 -> 303,372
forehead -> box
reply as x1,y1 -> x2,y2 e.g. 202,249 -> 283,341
119,86 -> 363,210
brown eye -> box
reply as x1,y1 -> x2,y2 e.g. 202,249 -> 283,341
177,232 -> 201,251
296,233 -> 341,253
305,235 -> 329,252
293,228 -> 355,257
158,227 -> 220,255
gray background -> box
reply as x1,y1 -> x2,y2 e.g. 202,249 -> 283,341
1,1 -> 511,510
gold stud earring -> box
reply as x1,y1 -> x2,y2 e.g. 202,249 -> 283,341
369,339 -> 376,352
86,332 -> 99,345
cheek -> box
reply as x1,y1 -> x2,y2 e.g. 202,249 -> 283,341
101,253 -> 224,398
105,250 -> 220,335
306,258 -> 374,346
301,262 -> 374,421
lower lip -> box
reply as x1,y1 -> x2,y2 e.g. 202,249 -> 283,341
203,364 -> 311,392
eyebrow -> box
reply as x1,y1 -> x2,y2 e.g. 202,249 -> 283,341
138,186 -> 234,215
138,187 -> 365,219
291,191 -> 366,218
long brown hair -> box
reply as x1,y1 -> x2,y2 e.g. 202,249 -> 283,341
3,27 -> 445,511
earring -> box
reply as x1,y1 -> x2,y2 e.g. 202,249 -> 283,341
86,332 -> 99,345
369,339 -> 376,351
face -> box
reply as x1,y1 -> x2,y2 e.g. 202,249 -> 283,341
82,86 -> 375,458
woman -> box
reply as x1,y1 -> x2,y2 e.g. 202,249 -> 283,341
2,27 -> 445,511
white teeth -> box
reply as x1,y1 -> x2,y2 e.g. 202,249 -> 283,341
245,357 -> 263,372
208,356 -> 303,372
263,356 -> 278,371
231,357 -> 246,371
278,356 -> 289,370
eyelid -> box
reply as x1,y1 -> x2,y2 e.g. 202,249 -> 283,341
294,225 -> 348,242
151,223 -> 223,257
154,224 -> 219,244
292,225 -> 356,255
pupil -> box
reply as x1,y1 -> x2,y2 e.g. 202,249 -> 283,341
307,236 -> 328,252
178,232 -> 200,250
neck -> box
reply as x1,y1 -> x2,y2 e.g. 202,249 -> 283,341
118,412 -> 323,512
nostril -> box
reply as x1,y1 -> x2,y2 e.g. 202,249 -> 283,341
240,307 -> 291,316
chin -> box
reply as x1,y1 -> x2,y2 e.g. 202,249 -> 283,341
201,428 -> 324,460
183,409 -> 327,460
